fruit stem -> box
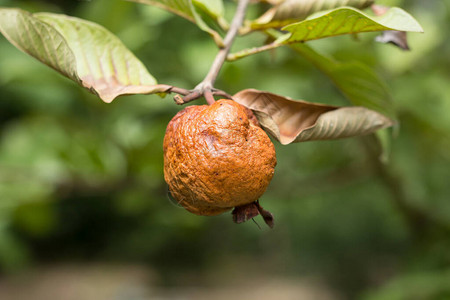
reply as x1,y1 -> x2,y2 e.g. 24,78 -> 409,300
174,0 -> 250,105
204,89 -> 215,105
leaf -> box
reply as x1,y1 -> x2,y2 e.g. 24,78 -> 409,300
290,43 -> 396,119
371,5 -> 410,51
0,9 -> 78,81
251,0 -> 374,30
193,0 -> 224,19
128,0 -> 223,45
233,89 -> 394,144
193,0 -> 228,31
281,6 -> 424,43
129,0 -> 196,21
0,8 -> 164,103
288,43 -> 396,157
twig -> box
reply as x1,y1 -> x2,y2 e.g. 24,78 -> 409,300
211,89 -> 233,99
175,0 -> 251,105
199,0 -> 250,88
167,87 -> 189,95
162,86 -> 233,105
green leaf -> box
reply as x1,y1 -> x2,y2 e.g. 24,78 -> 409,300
193,0 -> 227,31
282,6 -> 424,43
0,9 -> 78,82
0,8 -> 163,103
193,0 -> 224,19
290,43 -> 396,120
129,0 -> 196,21
251,0 -> 374,30
234,89 -> 394,144
128,0 -> 224,46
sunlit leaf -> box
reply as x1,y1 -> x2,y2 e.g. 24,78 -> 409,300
281,6 -> 423,43
0,8 -> 164,103
128,0 -> 223,45
234,89 -> 394,144
251,0 -> 374,30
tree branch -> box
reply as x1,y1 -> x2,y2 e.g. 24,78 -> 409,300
199,0 -> 250,88
175,0 -> 250,105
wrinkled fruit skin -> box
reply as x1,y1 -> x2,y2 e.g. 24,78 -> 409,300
163,99 -> 277,216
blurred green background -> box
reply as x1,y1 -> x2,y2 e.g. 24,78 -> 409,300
0,0 -> 449,299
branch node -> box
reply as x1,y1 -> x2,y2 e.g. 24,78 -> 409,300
173,94 -> 185,105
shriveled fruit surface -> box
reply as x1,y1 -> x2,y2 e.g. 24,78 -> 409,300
164,99 -> 277,216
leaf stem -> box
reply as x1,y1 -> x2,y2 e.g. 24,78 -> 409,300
227,41 -> 283,61
150,84 -> 190,96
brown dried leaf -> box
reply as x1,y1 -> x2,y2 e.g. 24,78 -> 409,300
233,89 -> 394,144
376,31 -> 410,50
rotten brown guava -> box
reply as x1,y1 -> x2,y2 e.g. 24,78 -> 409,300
163,99 -> 276,226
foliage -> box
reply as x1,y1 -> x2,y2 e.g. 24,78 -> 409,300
0,0 -> 449,299
234,89 -> 392,144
